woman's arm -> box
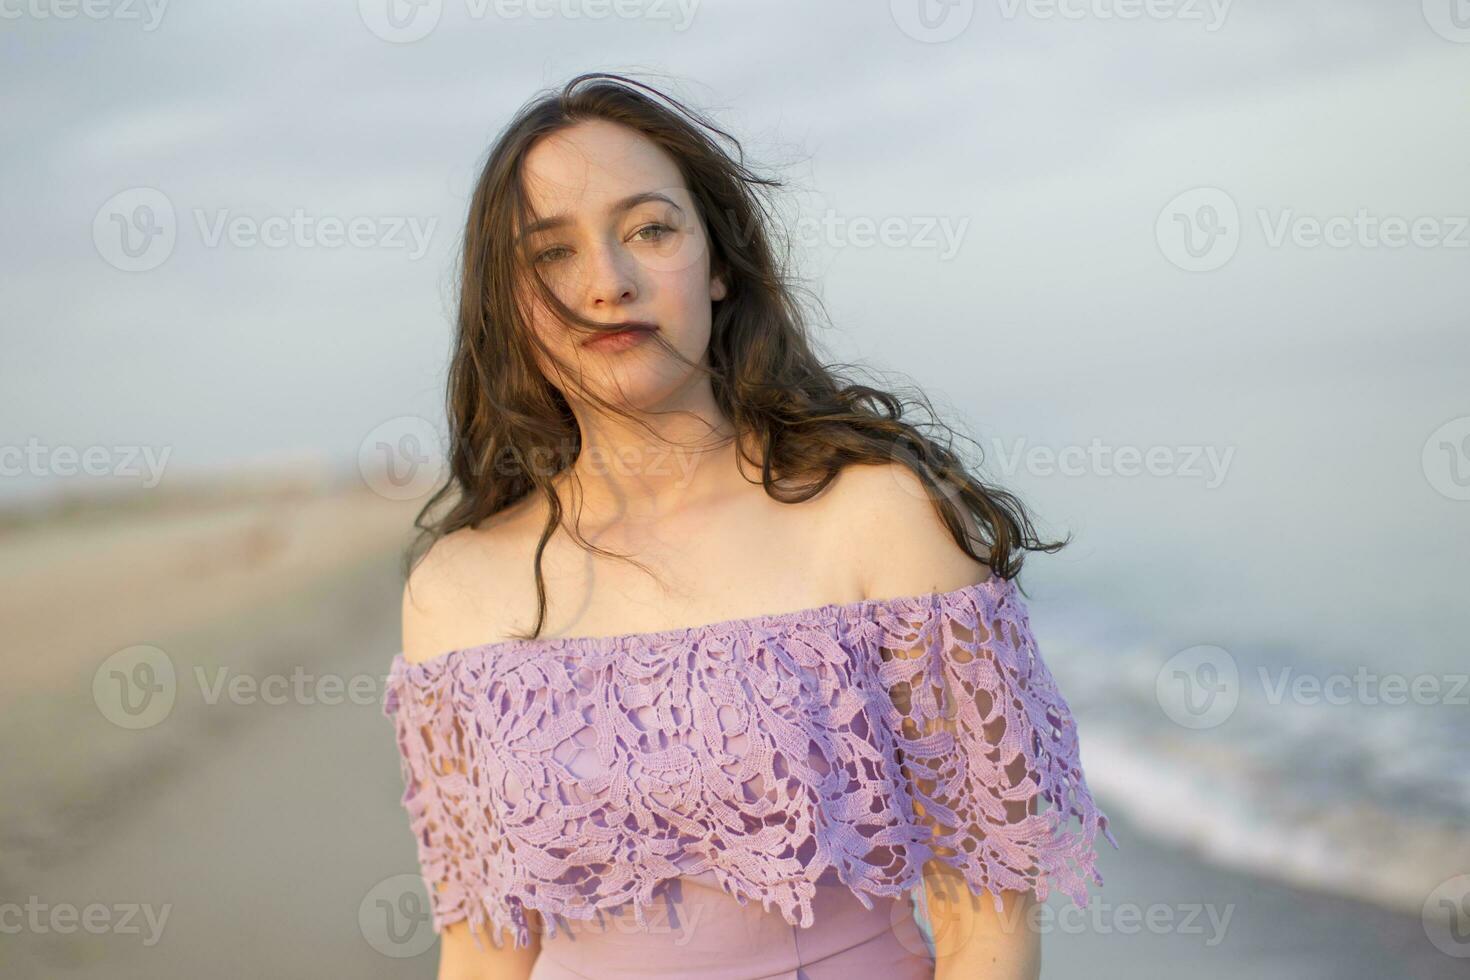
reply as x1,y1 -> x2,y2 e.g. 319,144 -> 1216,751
922,862 -> 1041,980
435,914 -> 543,980
832,462 -> 1046,978
400,551 -> 544,979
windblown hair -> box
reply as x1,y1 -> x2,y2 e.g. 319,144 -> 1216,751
403,71 -> 1067,640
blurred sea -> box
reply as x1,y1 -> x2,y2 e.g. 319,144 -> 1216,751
1036,579 -> 1470,925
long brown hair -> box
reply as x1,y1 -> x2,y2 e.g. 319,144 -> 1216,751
403,71 -> 1067,640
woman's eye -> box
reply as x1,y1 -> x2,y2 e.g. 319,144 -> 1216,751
633,222 -> 673,243
534,224 -> 673,264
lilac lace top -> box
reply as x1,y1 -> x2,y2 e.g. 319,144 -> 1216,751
382,574 -> 1117,952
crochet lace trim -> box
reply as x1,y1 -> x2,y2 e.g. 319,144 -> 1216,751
382,575 -> 1117,951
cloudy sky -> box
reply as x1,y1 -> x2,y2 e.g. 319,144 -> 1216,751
4,0 -> 1467,670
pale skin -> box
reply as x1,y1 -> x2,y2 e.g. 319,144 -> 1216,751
400,118 -> 1041,979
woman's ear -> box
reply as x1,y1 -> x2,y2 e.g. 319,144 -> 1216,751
710,273 -> 728,302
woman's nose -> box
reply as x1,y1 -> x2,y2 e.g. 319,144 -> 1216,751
584,242 -> 639,308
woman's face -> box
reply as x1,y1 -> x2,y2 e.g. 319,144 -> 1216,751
515,118 -> 727,405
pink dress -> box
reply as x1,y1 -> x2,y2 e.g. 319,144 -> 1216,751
382,574 -> 1116,977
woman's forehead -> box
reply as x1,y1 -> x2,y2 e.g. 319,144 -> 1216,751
521,122 -> 684,216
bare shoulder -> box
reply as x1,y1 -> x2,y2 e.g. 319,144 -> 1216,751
822,461 -> 992,601
399,517 -> 524,666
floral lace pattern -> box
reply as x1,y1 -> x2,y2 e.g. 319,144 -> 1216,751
382,575 -> 1117,951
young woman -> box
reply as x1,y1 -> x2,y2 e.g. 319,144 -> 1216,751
383,72 -> 1115,980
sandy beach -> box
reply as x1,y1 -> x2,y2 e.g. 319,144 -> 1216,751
2,477 -> 1462,978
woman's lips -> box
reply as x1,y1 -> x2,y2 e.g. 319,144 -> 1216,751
582,326 -> 656,352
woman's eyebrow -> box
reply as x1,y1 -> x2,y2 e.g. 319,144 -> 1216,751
517,191 -> 683,243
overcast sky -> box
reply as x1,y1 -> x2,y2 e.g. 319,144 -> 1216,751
4,0 -> 1467,669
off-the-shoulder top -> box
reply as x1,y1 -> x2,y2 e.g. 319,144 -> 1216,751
381,574 -> 1117,953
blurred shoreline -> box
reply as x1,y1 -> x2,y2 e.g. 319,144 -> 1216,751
0,462 -> 420,702
0,452 -> 347,530
0,468 -> 423,899
1038,611 -> 1470,933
